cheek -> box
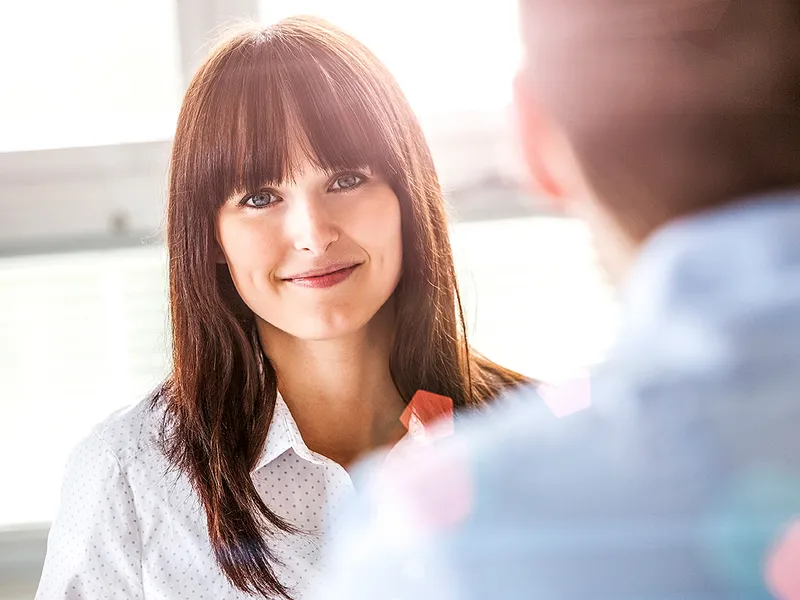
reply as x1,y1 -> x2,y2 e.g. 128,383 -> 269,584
351,193 -> 403,269
217,213 -> 282,281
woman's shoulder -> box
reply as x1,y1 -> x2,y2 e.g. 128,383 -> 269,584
71,385 -> 168,475
41,388 -> 177,598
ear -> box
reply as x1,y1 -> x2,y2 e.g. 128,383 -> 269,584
513,73 -> 569,212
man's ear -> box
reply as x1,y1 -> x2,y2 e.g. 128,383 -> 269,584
513,73 -> 570,212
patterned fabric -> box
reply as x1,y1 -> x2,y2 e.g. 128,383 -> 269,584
36,392 -> 354,599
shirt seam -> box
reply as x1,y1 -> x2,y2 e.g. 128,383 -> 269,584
93,431 -> 146,600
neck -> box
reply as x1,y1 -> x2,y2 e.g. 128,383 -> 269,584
256,301 -> 406,468
580,197 -> 640,287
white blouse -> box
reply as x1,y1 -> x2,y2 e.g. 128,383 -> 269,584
35,392 -> 358,600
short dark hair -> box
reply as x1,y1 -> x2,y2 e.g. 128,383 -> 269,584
519,0 -> 800,239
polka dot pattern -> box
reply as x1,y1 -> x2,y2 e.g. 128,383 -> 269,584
36,394 -> 355,599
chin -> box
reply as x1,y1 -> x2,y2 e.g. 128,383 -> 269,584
289,310 -> 372,342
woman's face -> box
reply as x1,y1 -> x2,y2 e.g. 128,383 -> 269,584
216,158 -> 403,341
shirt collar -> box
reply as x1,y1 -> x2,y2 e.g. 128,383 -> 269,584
252,393 -> 324,472
251,393 -> 424,473
606,190 -> 800,378
620,191 -> 800,332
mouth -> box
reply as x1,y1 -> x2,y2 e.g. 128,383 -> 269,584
282,262 -> 362,289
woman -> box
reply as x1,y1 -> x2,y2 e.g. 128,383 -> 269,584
36,17 -> 529,600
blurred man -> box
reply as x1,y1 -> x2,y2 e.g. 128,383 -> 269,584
316,0 -> 800,598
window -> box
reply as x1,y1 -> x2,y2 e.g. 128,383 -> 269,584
452,217 -> 618,382
0,246 -> 169,525
0,0 -> 182,152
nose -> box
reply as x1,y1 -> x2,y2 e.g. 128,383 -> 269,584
288,196 -> 339,255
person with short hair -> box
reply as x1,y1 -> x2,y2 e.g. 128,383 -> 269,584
314,1 -> 800,598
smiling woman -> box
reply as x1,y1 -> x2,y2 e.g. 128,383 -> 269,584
35,16 -> 531,600
216,164 -> 403,341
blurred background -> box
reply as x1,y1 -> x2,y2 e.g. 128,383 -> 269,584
0,0 -> 618,597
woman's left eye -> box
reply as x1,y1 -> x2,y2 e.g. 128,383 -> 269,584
329,173 -> 364,191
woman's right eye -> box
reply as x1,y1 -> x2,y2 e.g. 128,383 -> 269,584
241,190 -> 279,209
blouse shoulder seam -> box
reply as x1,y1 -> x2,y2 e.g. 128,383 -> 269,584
92,431 -> 146,599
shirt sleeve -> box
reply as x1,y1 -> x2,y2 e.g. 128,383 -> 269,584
35,432 -> 144,600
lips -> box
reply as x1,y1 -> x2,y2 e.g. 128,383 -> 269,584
281,262 -> 362,289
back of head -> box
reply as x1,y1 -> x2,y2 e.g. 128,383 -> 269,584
519,0 -> 800,239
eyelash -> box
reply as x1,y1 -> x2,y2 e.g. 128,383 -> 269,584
239,171 -> 369,210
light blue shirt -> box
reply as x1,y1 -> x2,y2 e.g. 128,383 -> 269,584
316,193 -> 800,600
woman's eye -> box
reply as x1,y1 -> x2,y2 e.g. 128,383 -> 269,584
242,191 -> 278,208
330,173 -> 364,191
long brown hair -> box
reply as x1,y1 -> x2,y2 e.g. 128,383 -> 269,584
162,16 -> 528,598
